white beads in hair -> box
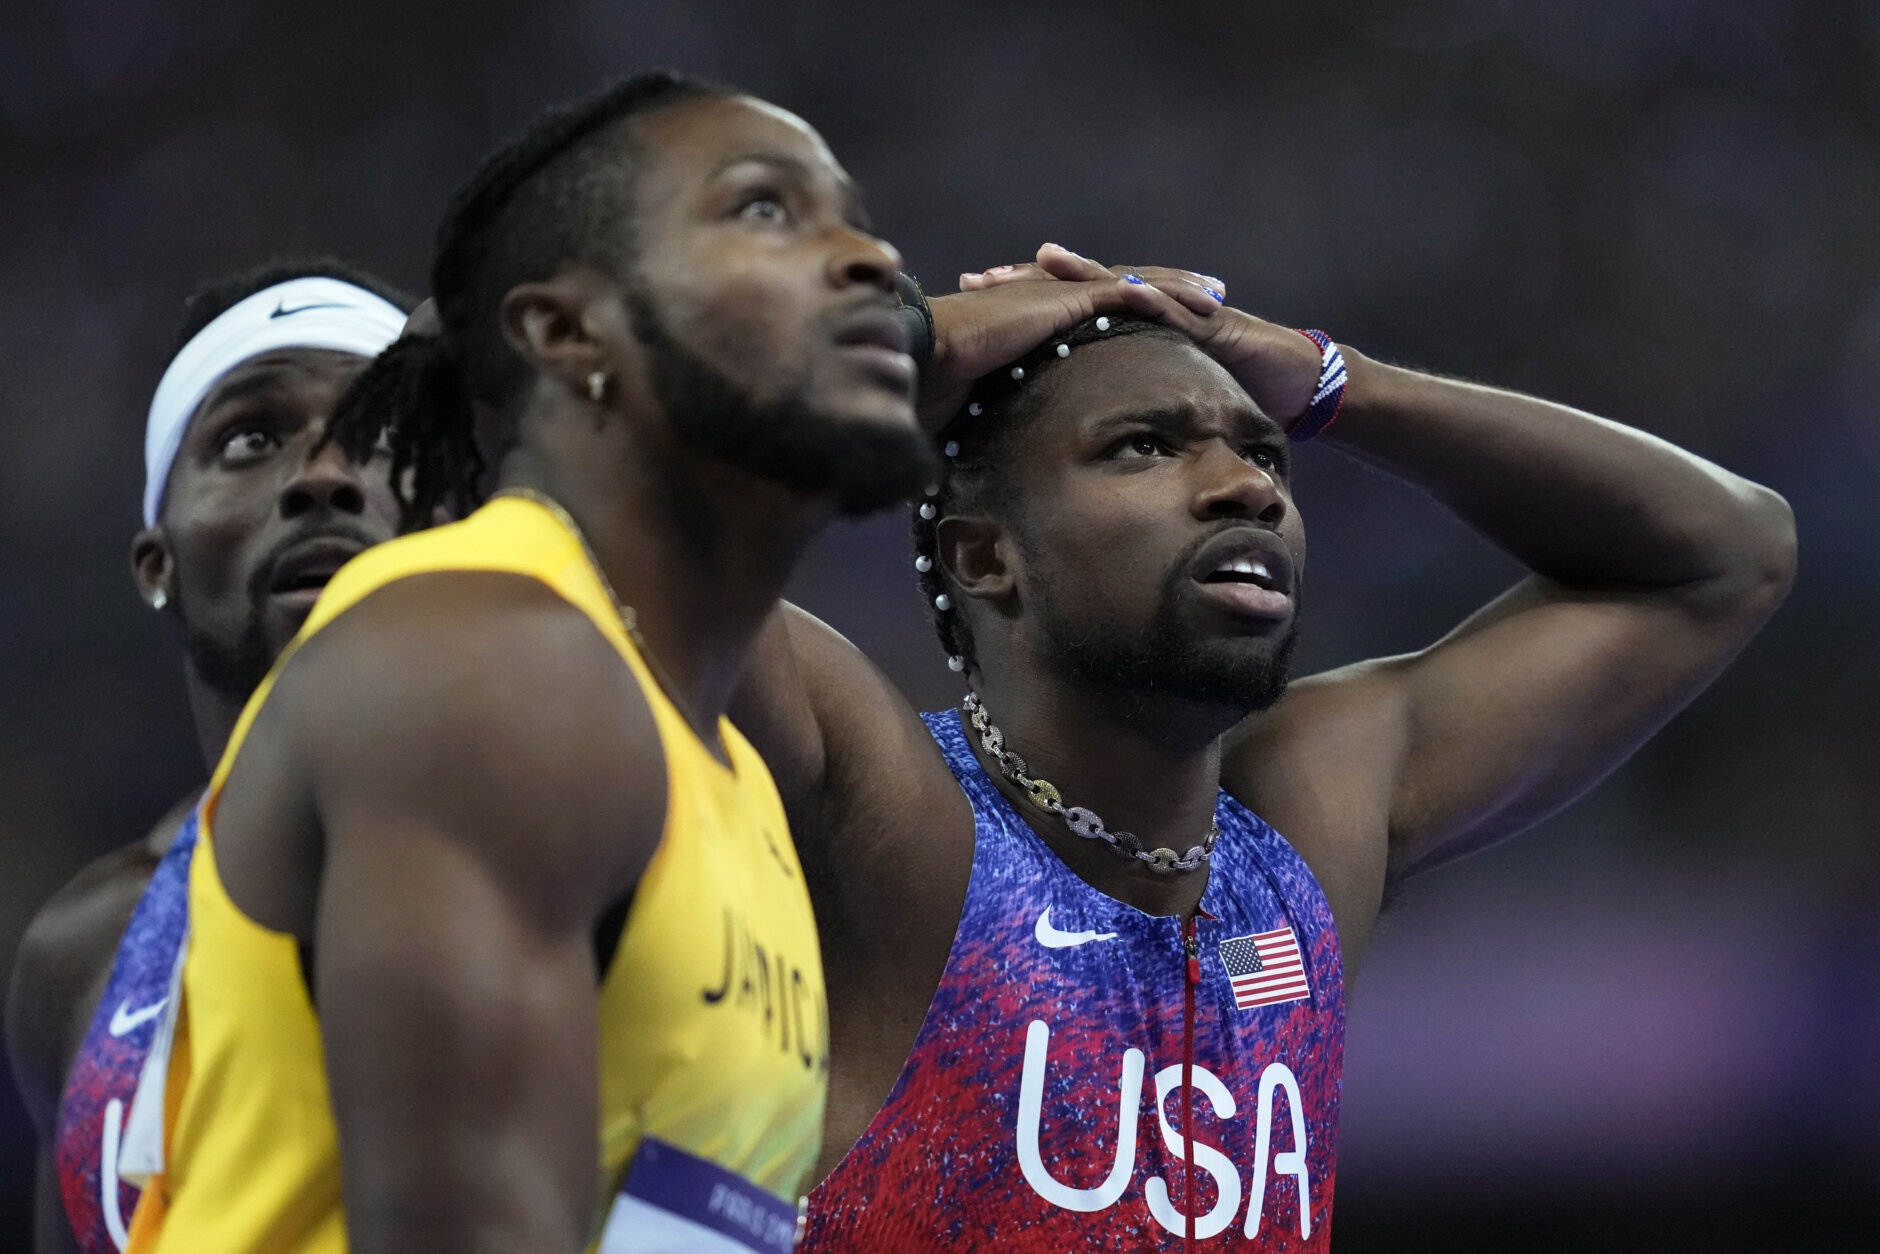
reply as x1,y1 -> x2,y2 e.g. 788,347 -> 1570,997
919,502 -> 936,520
947,655 -> 965,672
934,594 -> 951,611
944,440 -> 960,457
1056,343 -> 1070,358
1096,316 -> 1111,331
967,403 -> 982,417
1010,366 -> 1025,381
924,482 -> 940,497
915,555 -> 933,573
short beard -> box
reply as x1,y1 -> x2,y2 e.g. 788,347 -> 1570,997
1033,541 -> 1298,719
170,519 -> 380,706
626,292 -> 935,516
171,576 -> 272,704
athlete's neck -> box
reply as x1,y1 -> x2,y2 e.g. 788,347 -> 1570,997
964,666 -> 1241,918
497,419 -> 831,750
184,657 -> 249,771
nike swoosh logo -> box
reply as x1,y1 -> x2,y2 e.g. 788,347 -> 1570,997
270,301 -> 351,318
1035,906 -> 1118,949
107,997 -> 167,1037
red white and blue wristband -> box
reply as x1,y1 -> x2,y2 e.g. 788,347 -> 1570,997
1288,329 -> 1346,442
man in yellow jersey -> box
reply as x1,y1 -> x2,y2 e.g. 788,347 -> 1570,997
5,257 -> 411,1254
121,72 -> 1172,1254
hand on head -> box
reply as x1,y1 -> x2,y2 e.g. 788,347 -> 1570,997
962,242 -> 1227,315
914,272 -> 1148,431
955,242 -> 1325,428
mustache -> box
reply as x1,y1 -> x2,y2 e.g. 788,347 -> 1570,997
245,520 -> 383,604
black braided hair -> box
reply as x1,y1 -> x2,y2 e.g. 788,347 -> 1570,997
914,314 -> 1188,676
171,256 -> 413,355
326,70 -> 731,530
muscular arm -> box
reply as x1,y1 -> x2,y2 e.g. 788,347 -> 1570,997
731,605 -> 973,1180
7,844 -> 162,1141
983,245 -> 1795,964
1226,350 -> 1796,963
32,1148 -> 79,1254
5,801 -> 191,1254
218,574 -> 667,1253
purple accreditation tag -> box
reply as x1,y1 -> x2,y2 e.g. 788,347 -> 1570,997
598,1137 -> 798,1254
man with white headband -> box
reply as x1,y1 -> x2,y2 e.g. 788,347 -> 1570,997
4,258 -> 412,1254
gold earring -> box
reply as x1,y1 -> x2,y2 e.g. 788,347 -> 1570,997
587,371 -> 607,402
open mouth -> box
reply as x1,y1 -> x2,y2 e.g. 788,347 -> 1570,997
268,537 -> 365,603
1189,528 -> 1295,622
1200,555 -> 1283,592
830,305 -> 917,394
831,305 -> 913,356
274,567 -> 338,594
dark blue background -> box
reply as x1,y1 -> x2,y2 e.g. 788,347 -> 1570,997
2,1 -> 1875,1248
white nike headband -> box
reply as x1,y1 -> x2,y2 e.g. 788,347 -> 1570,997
143,276 -> 406,527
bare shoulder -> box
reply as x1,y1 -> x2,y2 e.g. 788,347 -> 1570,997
771,605 -> 973,869
311,569 -> 666,888
219,568 -> 670,933
742,607 -> 979,1184
734,602 -> 972,968
4,797 -> 193,1137
1222,658 -> 1413,972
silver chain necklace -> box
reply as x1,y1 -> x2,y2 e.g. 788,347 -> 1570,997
962,692 -> 1217,874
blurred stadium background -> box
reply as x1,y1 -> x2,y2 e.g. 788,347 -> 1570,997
1,1 -> 1875,1248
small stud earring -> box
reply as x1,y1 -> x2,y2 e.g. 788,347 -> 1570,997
587,371 -> 607,402
150,589 -> 168,611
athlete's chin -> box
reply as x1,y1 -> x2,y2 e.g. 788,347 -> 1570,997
806,385 -> 918,435
262,595 -> 319,648
1164,632 -> 1298,714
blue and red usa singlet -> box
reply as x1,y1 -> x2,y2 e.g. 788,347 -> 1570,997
801,709 -> 1345,1251
55,809 -> 198,1254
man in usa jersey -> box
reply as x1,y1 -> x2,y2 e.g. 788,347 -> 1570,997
728,244 -> 1794,1249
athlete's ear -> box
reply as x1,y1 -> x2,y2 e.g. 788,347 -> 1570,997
131,527 -> 175,615
936,514 -> 1018,604
498,266 -> 624,392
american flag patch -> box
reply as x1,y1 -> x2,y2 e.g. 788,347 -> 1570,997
1219,927 -> 1310,1010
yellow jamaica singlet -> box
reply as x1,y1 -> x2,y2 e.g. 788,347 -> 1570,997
124,494 -> 828,1254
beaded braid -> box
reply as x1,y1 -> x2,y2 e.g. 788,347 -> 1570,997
913,314 -> 1183,676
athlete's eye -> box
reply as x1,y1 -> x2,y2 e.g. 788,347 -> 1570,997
219,427 -> 279,467
737,192 -> 787,224
1116,433 -> 1173,460
1243,446 -> 1285,474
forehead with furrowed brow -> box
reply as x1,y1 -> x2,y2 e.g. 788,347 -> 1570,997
1010,332 -> 1267,439
1078,399 -> 1283,445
